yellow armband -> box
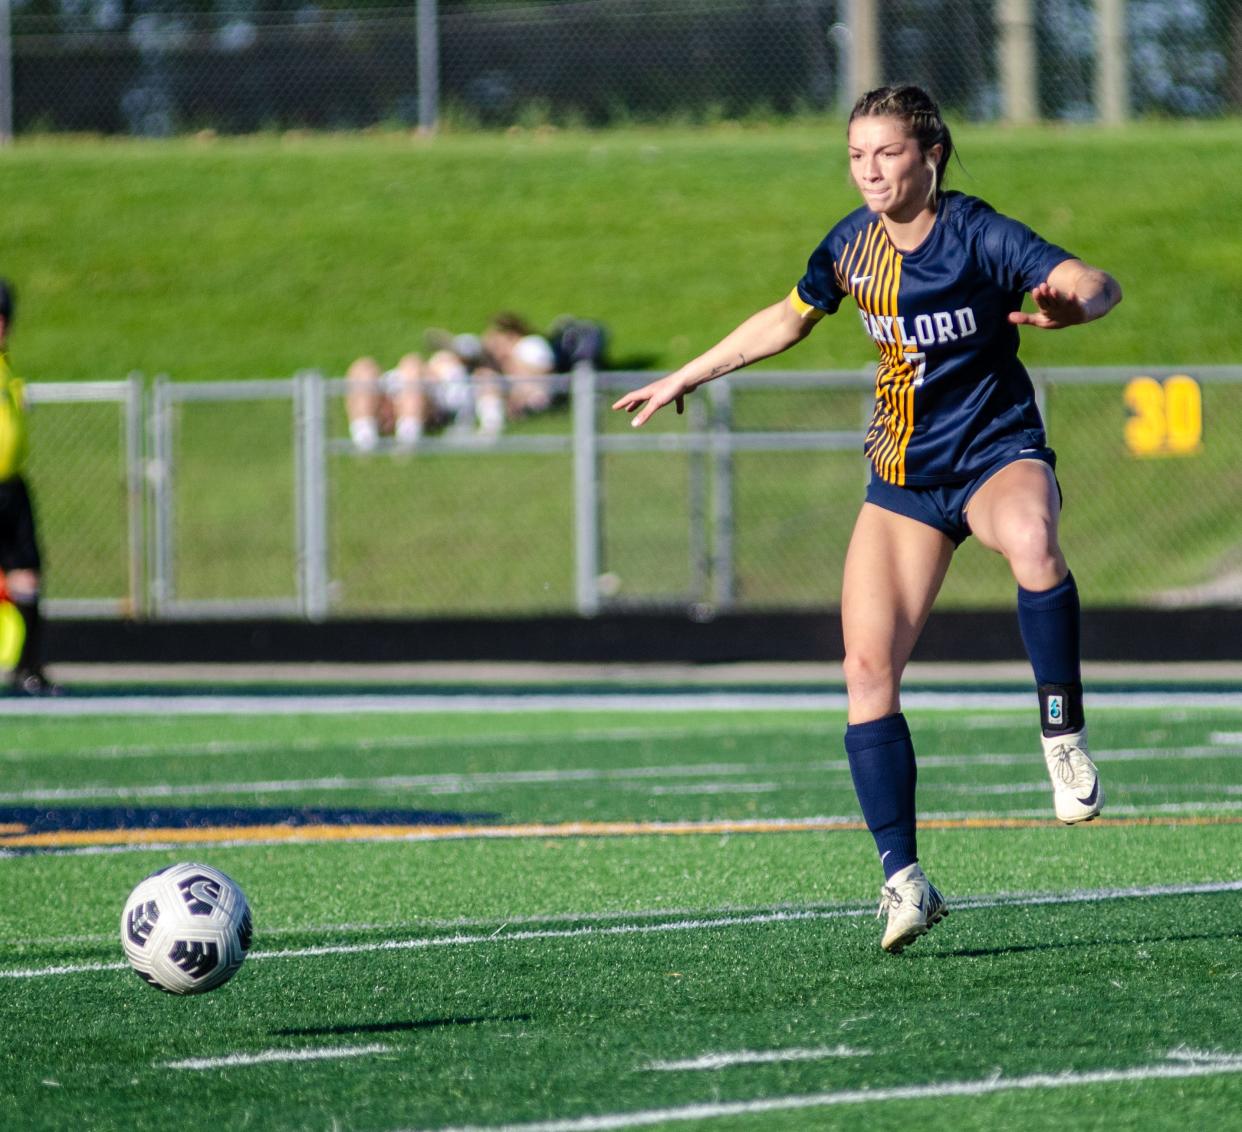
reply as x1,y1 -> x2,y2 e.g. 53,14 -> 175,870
788,287 -> 826,322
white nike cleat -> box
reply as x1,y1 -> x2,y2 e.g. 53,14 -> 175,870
1042,729 -> 1104,824
877,862 -> 948,954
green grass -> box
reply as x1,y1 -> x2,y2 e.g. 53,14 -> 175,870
1,698 -> 1240,1130
4,121 -> 1241,382
5,122 -> 1242,611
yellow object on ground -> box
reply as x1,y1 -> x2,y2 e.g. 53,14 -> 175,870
0,600 -> 23,670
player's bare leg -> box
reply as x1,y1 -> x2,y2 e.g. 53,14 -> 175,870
346,356 -> 386,452
964,459 -> 1064,591
842,503 -> 954,724
471,366 -> 507,439
392,353 -> 430,448
967,459 -> 1102,823
841,503 -> 953,950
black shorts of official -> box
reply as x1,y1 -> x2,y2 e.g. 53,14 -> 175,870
0,474 -> 43,572
864,447 -> 1059,547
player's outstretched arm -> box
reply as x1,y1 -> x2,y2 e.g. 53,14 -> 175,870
1008,259 -> 1122,330
612,297 -> 814,428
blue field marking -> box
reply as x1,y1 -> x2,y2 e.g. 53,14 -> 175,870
0,805 -> 500,834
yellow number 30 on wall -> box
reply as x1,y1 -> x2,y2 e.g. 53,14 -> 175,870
1123,375 -> 1202,457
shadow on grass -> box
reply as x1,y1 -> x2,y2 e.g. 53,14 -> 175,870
273,1014 -> 534,1037
915,929 -> 1242,961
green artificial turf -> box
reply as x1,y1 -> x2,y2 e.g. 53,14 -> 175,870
1,703 -> 1240,1130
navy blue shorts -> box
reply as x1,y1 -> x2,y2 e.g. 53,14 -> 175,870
865,447 -> 1059,546
0,475 -> 42,572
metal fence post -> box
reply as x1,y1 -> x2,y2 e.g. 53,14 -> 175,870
998,0 -> 1037,123
844,0 -> 880,103
1095,0 -> 1130,124
688,394 -> 710,604
296,371 -> 330,621
125,373 -> 146,617
709,379 -> 736,609
147,376 -> 174,615
417,0 -> 440,135
572,361 -> 601,616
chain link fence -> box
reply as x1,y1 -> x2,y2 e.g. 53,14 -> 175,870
8,2 -> 1241,623
4,0 -> 1240,137
23,379 -> 143,617
21,368 -> 1242,617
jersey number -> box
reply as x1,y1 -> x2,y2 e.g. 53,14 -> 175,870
909,351 -> 927,388
1124,375 -> 1202,457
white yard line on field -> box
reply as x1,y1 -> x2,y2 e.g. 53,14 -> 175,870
641,1046 -> 869,1071
4,690 -> 1242,717
937,799 -> 1242,816
1166,1046 -> 1242,1065
4,879 -> 1240,982
19,899 -> 879,948
0,761 -> 842,804
0,722 -> 845,764
917,745 -> 1242,768
0,710 -> 1053,764
162,1042 -> 390,1071
3,742 -> 1239,806
17,872 -> 1242,948
927,781 -> 1242,796
403,1054 -> 1242,1132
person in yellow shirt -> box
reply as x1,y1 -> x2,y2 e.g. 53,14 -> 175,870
0,280 -> 59,695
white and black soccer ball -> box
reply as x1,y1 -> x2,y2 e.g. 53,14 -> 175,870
121,862 -> 252,994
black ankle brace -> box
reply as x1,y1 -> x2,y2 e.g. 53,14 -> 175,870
1038,682 -> 1084,737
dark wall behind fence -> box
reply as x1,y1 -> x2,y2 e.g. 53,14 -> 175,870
47,609 -> 1242,665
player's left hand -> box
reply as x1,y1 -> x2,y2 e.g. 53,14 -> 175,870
1008,282 -> 1087,330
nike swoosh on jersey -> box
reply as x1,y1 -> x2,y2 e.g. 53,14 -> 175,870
850,274 -> 873,286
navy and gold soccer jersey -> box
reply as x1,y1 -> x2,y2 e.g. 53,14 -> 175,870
792,191 -> 1073,487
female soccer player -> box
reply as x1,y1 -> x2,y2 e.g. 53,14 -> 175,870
613,85 -> 1122,953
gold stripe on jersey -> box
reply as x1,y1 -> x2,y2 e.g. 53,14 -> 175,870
843,222 -> 918,486
787,287 -> 826,322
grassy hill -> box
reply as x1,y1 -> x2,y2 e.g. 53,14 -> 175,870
3,120 -> 1240,381
5,121 -> 1241,613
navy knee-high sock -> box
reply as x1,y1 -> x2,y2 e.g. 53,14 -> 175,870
844,712 -> 918,880
1016,571 -> 1084,736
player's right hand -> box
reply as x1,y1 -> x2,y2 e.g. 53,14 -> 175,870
611,374 -> 691,428
1008,282 -> 1086,330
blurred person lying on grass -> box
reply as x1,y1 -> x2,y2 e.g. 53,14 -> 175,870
346,312 -> 557,451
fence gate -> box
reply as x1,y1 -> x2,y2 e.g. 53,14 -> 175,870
147,376 -> 325,618
25,378 -> 144,618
